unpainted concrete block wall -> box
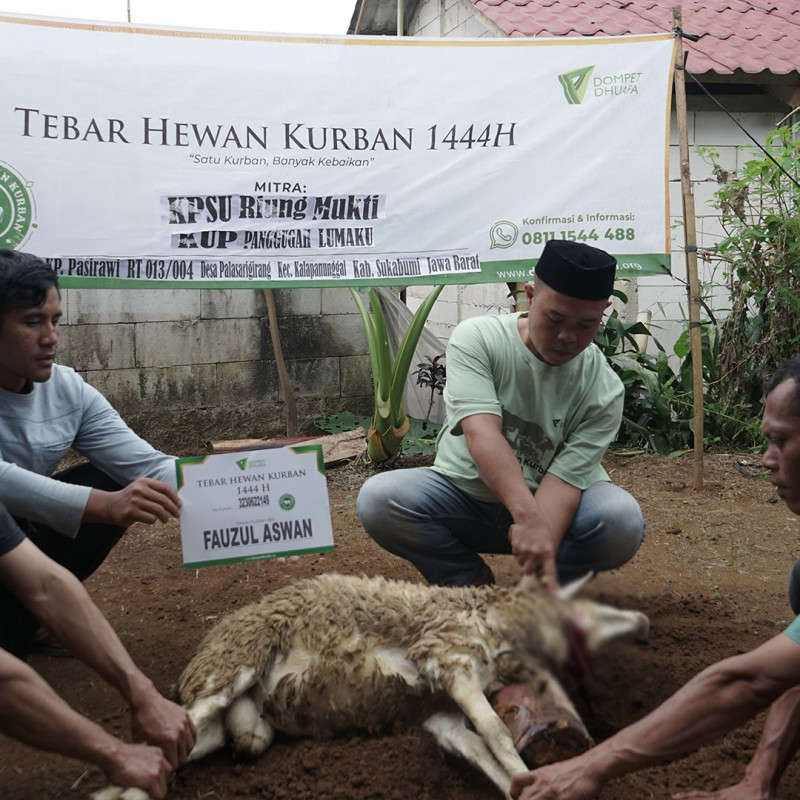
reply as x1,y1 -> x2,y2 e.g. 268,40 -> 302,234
55,286 -> 373,451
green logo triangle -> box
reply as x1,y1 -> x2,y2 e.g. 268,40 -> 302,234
236,458 -> 248,471
558,66 -> 595,104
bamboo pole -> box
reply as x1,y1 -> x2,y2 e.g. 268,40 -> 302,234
263,289 -> 298,437
672,6 -> 704,489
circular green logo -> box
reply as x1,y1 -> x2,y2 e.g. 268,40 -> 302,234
279,494 -> 295,510
0,162 -> 36,249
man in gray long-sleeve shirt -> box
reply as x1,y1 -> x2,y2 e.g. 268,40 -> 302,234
0,249 -> 181,658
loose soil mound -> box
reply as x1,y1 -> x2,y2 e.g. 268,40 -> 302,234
2,452 -> 799,800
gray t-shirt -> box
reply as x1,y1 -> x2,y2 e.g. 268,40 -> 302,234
432,312 -> 624,502
0,365 -> 176,536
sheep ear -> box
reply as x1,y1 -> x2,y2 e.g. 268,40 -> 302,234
557,571 -> 595,601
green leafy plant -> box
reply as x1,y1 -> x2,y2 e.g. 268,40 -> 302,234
412,354 -> 446,422
349,286 -> 444,463
400,416 -> 441,456
698,123 -> 800,427
313,411 -> 370,434
594,294 -> 688,454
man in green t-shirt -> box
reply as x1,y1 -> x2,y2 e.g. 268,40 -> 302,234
511,355 -> 800,800
358,238 -> 644,588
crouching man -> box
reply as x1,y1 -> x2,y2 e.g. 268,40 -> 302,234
0,249 -> 181,658
357,238 -> 644,590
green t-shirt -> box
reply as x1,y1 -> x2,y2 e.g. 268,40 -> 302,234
784,615 -> 800,645
432,312 -> 624,502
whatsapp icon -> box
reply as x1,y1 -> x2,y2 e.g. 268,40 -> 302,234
489,221 -> 518,250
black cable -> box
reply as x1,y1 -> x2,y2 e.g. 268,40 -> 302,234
672,28 -> 800,192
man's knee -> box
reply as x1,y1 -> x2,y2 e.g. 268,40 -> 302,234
570,483 -> 644,572
613,490 -> 645,549
357,468 -> 442,551
583,482 -> 644,539
53,462 -> 122,492
356,471 -> 400,544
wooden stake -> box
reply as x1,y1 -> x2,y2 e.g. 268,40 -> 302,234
263,288 -> 298,437
672,6 -> 704,489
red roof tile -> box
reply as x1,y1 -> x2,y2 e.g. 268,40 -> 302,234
471,0 -> 800,75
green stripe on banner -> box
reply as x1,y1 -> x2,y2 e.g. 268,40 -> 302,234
55,253 -> 670,289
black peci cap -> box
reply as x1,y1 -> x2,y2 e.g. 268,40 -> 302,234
533,239 -> 616,300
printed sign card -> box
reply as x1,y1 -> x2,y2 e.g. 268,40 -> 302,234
176,445 -> 333,568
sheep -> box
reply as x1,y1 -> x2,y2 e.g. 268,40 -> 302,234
90,572 -> 648,800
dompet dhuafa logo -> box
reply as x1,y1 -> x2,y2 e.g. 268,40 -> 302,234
558,66 -> 595,105
559,65 -> 646,105
0,162 -> 36,248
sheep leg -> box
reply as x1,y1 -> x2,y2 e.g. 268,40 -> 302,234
88,694 -> 233,800
423,711 -> 515,799
446,672 -> 530,781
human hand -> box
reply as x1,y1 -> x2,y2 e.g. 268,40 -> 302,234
102,740 -> 173,800
672,784 -> 765,800
130,692 -> 196,770
88,478 -> 182,528
508,521 -> 558,594
510,759 -> 603,800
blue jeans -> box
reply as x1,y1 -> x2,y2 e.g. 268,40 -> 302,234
357,467 -> 645,587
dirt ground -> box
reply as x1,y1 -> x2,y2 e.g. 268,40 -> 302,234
3,450 -> 800,800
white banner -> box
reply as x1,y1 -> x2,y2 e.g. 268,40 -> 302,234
0,15 -> 676,287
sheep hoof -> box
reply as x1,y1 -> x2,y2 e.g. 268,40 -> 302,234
89,787 -> 150,800
225,694 -> 275,760
119,790 -> 152,800
231,728 -> 274,760
88,786 -> 124,800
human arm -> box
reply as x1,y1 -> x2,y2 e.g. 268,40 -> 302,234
671,684 -> 800,800
0,538 -> 195,767
0,366 -> 178,534
0,647 -> 174,799
510,634 -> 800,800
461,414 -> 580,588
